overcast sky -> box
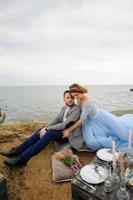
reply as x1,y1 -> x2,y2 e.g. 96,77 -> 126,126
0,0 -> 133,85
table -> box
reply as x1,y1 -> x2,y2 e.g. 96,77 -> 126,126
71,157 -> 133,200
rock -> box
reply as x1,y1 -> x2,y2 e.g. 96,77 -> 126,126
0,112 -> 6,123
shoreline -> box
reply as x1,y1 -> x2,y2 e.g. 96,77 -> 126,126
2,109 -> 133,125
111,109 -> 133,116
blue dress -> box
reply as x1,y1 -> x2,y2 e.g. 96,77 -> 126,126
81,101 -> 133,150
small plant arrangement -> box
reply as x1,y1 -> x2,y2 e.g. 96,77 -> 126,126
55,148 -> 74,167
55,148 -> 83,172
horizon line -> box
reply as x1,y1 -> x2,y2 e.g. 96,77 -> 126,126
0,83 -> 133,87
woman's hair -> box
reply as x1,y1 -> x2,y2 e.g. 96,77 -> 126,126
69,83 -> 88,94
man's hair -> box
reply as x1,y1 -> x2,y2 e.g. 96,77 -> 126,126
63,90 -> 70,97
63,90 -> 73,99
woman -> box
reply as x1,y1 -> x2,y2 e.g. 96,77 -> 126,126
63,83 -> 133,150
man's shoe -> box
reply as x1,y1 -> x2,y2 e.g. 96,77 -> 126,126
0,147 -> 18,158
3,156 -> 27,167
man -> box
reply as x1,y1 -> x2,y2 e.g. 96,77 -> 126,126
0,90 -> 83,167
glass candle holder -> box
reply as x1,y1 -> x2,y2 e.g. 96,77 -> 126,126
117,174 -> 129,200
103,162 -> 112,192
111,162 -> 120,183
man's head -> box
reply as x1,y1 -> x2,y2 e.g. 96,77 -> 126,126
63,90 -> 74,107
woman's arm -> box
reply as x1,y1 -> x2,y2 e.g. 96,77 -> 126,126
68,118 -> 82,132
62,118 -> 82,138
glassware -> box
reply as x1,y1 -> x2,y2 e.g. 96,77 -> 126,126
116,152 -> 130,200
119,147 -> 133,189
103,162 -> 112,192
112,140 -> 119,183
125,148 -> 133,168
118,147 -> 133,169
117,174 -> 129,200
111,161 -> 120,183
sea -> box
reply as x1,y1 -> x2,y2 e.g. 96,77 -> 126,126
0,85 -> 133,122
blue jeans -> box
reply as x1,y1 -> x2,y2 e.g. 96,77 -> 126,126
16,128 -> 68,162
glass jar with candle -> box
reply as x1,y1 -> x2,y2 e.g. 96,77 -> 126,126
112,141 -> 119,183
118,147 -> 133,189
117,153 -> 129,200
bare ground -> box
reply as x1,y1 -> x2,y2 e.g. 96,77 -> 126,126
0,121 -> 94,200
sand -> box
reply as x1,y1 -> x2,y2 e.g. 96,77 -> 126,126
0,121 -> 93,200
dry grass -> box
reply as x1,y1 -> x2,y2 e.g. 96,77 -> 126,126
0,121 -> 94,200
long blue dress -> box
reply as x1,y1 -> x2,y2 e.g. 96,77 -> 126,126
81,101 -> 133,150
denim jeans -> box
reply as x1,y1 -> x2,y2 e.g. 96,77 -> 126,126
17,128 -> 68,162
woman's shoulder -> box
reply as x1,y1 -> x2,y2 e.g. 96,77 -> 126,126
82,100 -> 98,113
81,100 -> 98,119
82,100 -> 96,108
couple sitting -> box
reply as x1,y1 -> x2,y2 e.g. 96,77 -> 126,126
1,83 -> 133,167
0,90 -> 83,167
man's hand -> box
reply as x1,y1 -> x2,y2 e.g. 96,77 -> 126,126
39,127 -> 47,138
62,129 -> 70,138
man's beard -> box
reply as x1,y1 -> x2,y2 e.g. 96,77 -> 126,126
65,102 -> 74,107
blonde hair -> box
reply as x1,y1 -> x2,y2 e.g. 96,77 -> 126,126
69,83 -> 88,94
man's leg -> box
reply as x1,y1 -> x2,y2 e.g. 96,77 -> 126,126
16,128 -> 41,155
0,128 -> 41,157
3,130 -> 67,166
21,130 -> 68,162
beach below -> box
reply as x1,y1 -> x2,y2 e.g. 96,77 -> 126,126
0,109 -> 133,200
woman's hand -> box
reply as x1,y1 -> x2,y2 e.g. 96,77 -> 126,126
62,129 -> 70,138
39,127 -> 47,138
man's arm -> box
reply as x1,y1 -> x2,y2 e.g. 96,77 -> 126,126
47,106 -> 81,131
62,118 -> 82,138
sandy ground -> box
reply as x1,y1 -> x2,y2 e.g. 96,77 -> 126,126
0,121 -> 94,200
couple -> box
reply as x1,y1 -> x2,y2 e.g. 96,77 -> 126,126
0,90 -> 83,167
1,84 -> 133,167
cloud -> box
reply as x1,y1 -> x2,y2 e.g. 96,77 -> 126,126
0,0 -> 133,85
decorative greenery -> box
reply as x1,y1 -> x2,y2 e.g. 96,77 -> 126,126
63,155 -> 74,167
55,148 -> 74,167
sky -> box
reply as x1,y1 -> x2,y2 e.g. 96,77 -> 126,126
0,0 -> 133,85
